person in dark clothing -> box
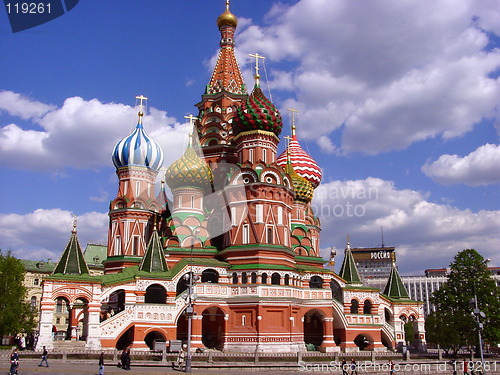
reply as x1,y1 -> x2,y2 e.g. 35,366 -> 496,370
9,348 -> 19,375
350,358 -> 358,375
38,346 -> 49,367
341,359 -> 348,375
98,351 -> 105,375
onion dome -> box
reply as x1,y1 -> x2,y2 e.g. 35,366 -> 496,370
112,112 -> 164,171
165,137 -> 213,190
217,1 -> 237,29
232,84 -> 283,136
277,127 -> 322,188
285,159 -> 314,203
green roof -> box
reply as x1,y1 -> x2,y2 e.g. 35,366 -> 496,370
83,244 -> 107,265
53,229 -> 89,275
383,264 -> 410,299
339,247 -> 361,284
139,231 -> 168,273
21,259 -> 56,273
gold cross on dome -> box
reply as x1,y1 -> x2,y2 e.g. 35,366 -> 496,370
136,95 -> 148,110
287,108 -> 299,135
226,0 -> 230,10
184,114 -> 197,126
249,53 -> 265,78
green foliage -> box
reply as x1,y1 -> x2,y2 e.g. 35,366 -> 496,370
429,249 -> 500,352
0,250 -> 37,337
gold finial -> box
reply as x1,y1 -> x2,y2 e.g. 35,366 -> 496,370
346,234 -> 351,251
287,108 -> 299,136
249,53 -> 265,85
226,0 -> 230,11
184,114 -> 197,127
136,95 -> 148,124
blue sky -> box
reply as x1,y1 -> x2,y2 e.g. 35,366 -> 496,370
0,0 -> 499,275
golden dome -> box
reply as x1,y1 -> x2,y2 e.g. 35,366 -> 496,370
217,7 -> 237,29
285,162 -> 314,203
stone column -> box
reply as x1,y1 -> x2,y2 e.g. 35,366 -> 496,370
191,314 -> 203,349
320,317 -> 339,352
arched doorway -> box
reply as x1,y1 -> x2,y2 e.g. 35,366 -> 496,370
108,289 -> 125,313
176,308 -> 188,342
202,307 -> 225,350
145,284 -> 166,304
354,333 -> 373,350
53,297 -> 70,340
330,280 -> 343,302
73,297 -> 89,340
303,310 -> 324,348
116,326 -> 134,350
144,331 -> 166,350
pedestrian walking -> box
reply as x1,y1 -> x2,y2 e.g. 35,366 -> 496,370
38,345 -> 49,367
350,358 -> 358,375
341,359 -> 348,375
9,348 -> 19,375
123,348 -> 131,370
177,344 -> 187,371
463,359 -> 470,375
98,351 -> 105,375
389,360 -> 395,375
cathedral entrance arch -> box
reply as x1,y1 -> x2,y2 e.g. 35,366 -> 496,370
54,297 -> 70,340
201,306 -> 225,350
354,333 -> 373,350
144,330 -> 166,350
303,310 -> 324,348
116,326 -> 134,350
73,297 -> 89,340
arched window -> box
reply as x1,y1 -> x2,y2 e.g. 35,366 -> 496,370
363,300 -> 372,314
261,273 -> 268,285
284,274 -> 290,286
241,272 -> 248,284
30,296 -> 37,308
271,273 -> 280,285
251,272 -> 257,284
232,272 -> 238,284
309,276 -> 324,289
330,280 -> 343,302
201,269 -> 219,283
350,299 -> 359,314
145,284 -> 166,304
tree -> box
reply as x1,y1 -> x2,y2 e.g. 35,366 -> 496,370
0,250 -> 37,337
428,249 -> 500,354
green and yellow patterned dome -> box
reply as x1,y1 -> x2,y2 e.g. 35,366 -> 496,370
285,161 -> 314,203
165,141 -> 213,190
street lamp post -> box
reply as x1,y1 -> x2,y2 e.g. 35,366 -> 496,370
472,284 -> 486,374
184,270 -> 198,373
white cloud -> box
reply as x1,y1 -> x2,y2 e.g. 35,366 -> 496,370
0,95 -> 190,171
313,178 -> 500,274
0,90 -> 54,120
0,209 -> 108,261
422,143 -> 500,186
235,0 -> 500,154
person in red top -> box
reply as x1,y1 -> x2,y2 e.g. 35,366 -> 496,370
463,359 -> 470,375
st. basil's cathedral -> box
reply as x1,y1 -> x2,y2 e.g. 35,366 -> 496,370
36,3 -> 426,353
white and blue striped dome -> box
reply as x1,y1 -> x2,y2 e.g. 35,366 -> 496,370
112,122 -> 164,171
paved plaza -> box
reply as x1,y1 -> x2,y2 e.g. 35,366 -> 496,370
4,358 -> 500,375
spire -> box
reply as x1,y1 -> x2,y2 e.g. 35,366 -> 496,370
338,236 -> 361,284
139,228 -> 168,273
383,261 -> 410,299
207,2 -> 245,95
288,108 -> 299,138
53,218 -> 89,275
